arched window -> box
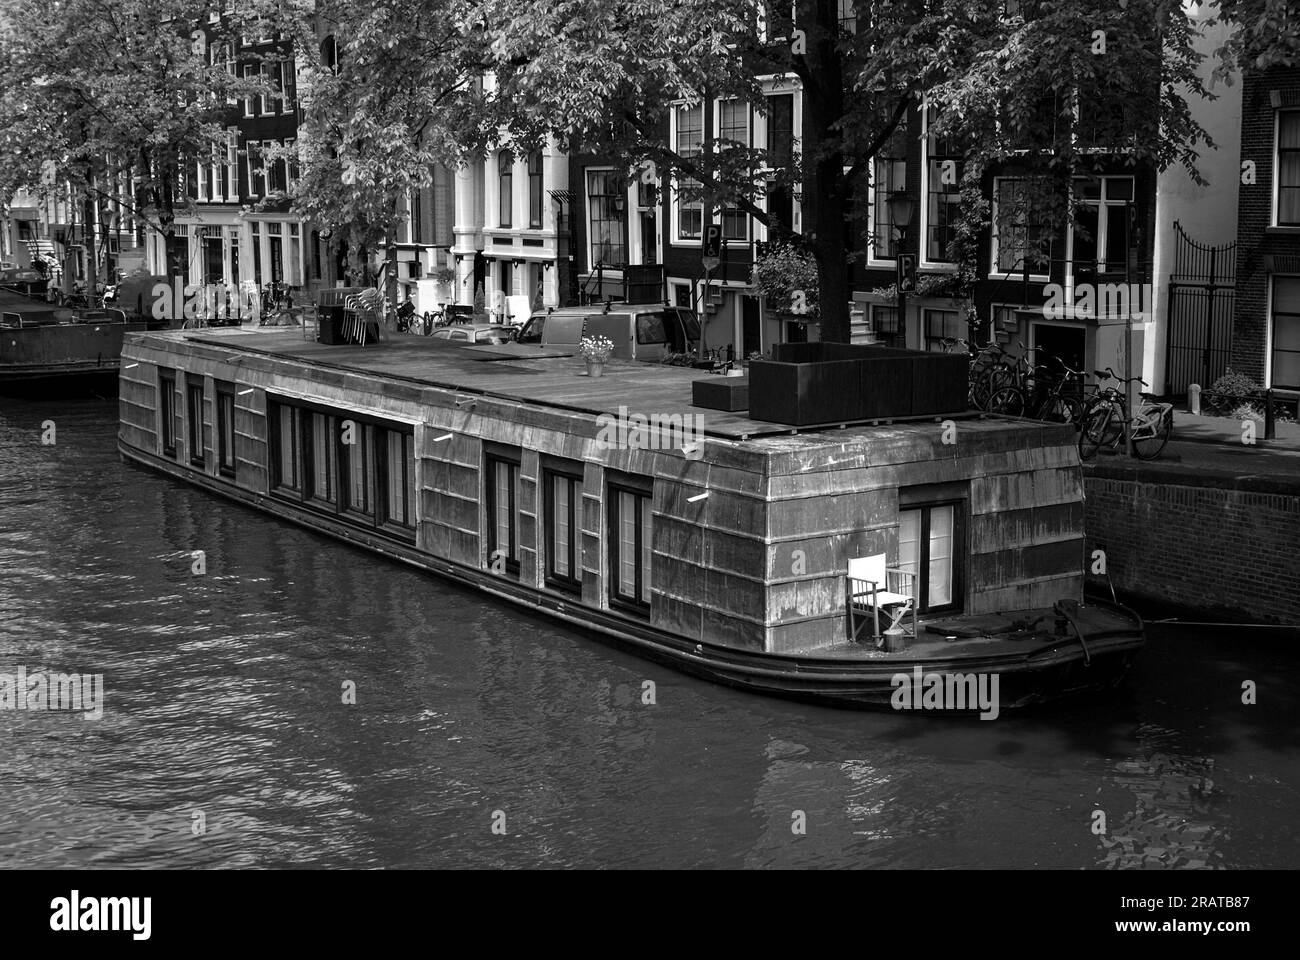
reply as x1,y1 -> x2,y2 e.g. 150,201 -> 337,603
498,152 -> 514,228
527,151 -> 543,228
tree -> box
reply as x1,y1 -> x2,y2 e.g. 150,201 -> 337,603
0,0 -> 268,284
1214,0 -> 1300,73
290,1 -> 1221,342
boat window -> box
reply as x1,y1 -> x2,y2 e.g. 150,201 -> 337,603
897,501 -> 963,614
306,411 -> 337,507
271,402 -> 301,494
485,451 -> 522,577
380,428 -> 415,529
607,478 -> 653,613
187,379 -> 207,468
342,420 -> 373,519
216,382 -> 236,478
158,369 -> 177,458
543,461 -> 584,594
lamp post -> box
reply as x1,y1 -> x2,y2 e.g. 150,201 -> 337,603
887,191 -> 916,342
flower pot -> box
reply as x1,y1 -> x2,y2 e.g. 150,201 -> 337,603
586,359 -> 606,378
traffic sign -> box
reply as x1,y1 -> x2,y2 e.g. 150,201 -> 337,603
897,253 -> 917,293
702,224 -> 722,271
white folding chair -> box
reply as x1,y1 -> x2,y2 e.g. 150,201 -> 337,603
846,554 -> 917,646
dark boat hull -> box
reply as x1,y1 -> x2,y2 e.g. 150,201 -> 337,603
119,439 -> 1144,713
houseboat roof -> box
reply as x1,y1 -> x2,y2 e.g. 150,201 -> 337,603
165,327 -> 1062,454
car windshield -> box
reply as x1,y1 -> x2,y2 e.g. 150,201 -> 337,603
517,316 -> 544,343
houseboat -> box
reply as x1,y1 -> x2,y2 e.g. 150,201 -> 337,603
1,288 -> 146,392
115,327 -> 1144,712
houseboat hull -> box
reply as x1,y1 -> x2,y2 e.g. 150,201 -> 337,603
118,435 -> 1144,712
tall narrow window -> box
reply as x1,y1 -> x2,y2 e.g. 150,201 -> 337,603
159,370 -> 177,458
528,151 -> 543,229
1271,276 -> 1300,391
272,403 -> 300,494
608,480 -> 652,612
216,382 -> 236,477
187,379 -> 206,467
1280,111 -> 1300,227
586,169 -> 626,268
486,451 -> 522,577
993,177 -> 1053,275
925,106 -> 960,263
341,420 -> 373,518
871,129 -> 907,260
1070,176 -> 1133,278
306,410 -> 336,506
544,465 -> 583,594
897,502 -> 963,613
380,428 -> 415,529
498,152 -> 513,228
675,103 -> 705,240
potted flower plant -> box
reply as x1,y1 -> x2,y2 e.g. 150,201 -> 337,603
579,334 -> 615,377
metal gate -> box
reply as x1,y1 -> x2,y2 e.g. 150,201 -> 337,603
1164,221 -> 1236,396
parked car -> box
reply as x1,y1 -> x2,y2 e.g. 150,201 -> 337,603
515,304 -> 699,360
431,324 -> 518,345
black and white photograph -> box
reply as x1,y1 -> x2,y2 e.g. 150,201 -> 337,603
0,0 -> 1294,929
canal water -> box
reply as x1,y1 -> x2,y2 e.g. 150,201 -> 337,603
2,397 -> 1298,869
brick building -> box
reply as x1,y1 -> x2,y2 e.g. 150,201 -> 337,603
1232,64 -> 1300,391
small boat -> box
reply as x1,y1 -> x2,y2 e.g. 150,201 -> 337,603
1,288 -> 146,392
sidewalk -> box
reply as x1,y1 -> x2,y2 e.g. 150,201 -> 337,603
1085,406 -> 1300,491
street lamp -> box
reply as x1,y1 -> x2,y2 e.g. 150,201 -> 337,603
887,191 -> 915,340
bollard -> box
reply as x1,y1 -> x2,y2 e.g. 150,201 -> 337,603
1265,388 -> 1276,441
1188,383 -> 1201,416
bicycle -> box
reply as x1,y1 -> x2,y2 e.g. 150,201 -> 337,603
1077,367 -> 1174,461
987,356 -> 1086,424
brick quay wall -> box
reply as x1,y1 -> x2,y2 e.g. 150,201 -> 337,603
1083,461 -> 1300,624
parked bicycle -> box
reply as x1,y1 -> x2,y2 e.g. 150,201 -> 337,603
1077,367 -> 1174,461
987,356 -> 1087,424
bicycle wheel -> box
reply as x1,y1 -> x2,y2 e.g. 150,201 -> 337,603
1132,408 -> 1172,461
986,385 -> 1026,417
1078,402 -> 1121,461
1040,394 -> 1083,426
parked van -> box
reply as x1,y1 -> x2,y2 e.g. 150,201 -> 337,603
516,304 -> 699,361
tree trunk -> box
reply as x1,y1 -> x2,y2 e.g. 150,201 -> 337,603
800,0 -> 850,343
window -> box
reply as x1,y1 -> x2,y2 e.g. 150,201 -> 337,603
271,402 -> 300,494
306,410 -> 337,506
187,379 -> 206,467
992,177 -> 1053,275
871,130 -> 907,260
924,309 -> 962,352
765,93 -> 796,233
498,152 -> 513,228
871,304 -> 905,349
587,169 -> 626,267
608,479 -> 652,613
720,100 -> 748,146
543,463 -> 583,594
261,61 -> 280,115
1070,176 -> 1134,277
216,382 -> 236,477
1272,276 -> 1300,390
924,106 -> 960,263
675,103 -> 705,241
380,428 -> 415,529
281,57 -> 296,113
247,142 -> 265,198
159,370 -> 177,458
1278,111 -> 1300,227
897,502 -> 963,614
486,450 -> 522,577
242,63 -> 255,116
528,151 -> 543,229
342,420 -> 373,518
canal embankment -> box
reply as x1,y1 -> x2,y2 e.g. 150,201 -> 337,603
1083,413 -> 1300,624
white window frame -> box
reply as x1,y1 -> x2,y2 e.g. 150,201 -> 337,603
715,98 -> 752,244
865,155 -> 904,269
669,102 -> 706,247
919,99 -> 959,272
585,166 -> 626,273
988,176 -> 1052,283
1064,174 -> 1135,283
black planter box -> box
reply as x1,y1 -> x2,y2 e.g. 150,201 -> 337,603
750,342 -> 968,425
317,305 -> 347,344
692,377 -> 750,412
